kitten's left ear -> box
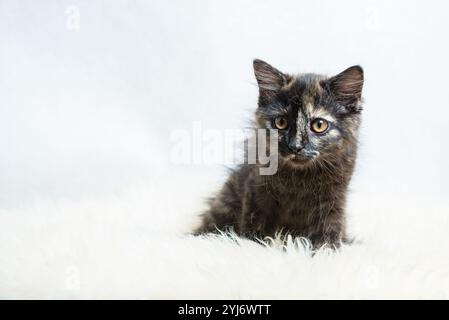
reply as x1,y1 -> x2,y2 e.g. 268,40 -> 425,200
253,59 -> 289,92
328,65 -> 364,112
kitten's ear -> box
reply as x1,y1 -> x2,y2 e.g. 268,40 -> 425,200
328,65 -> 364,112
253,59 -> 288,92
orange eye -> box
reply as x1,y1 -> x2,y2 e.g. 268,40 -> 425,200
274,117 -> 288,130
310,118 -> 329,134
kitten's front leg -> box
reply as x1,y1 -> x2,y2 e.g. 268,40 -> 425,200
309,209 -> 346,249
238,186 -> 258,236
239,180 -> 279,239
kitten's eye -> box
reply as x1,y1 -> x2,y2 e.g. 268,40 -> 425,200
274,117 -> 288,130
310,118 -> 329,134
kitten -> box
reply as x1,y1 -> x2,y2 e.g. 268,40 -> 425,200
194,59 -> 364,248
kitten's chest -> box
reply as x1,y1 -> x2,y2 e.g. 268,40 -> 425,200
260,174 -> 338,218
279,186 -> 324,216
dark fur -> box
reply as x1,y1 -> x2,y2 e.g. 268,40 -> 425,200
194,59 -> 364,248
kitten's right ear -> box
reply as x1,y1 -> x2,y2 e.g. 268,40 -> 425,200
253,59 -> 288,92
328,65 -> 364,112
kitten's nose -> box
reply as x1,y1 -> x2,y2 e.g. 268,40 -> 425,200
288,141 -> 303,153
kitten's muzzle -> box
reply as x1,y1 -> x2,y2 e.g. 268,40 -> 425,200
286,147 -> 319,163
288,141 -> 303,153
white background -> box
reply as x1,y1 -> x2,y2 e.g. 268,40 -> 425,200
1,0 -> 448,214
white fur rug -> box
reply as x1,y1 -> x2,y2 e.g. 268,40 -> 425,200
1,174 -> 449,299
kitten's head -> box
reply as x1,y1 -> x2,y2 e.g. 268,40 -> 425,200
253,59 -> 364,168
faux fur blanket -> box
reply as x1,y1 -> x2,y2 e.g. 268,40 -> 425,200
0,175 -> 448,299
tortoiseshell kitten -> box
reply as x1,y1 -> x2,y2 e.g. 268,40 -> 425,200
194,59 -> 364,248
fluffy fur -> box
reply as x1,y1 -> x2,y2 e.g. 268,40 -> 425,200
0,174 -> 449,299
